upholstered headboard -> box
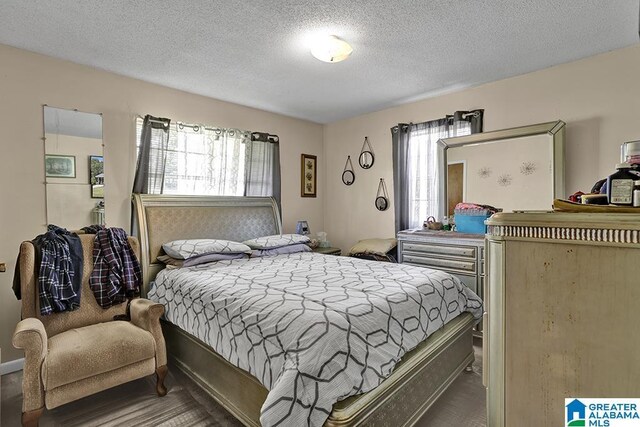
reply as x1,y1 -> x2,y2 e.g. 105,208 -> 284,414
132,194 -> 282,294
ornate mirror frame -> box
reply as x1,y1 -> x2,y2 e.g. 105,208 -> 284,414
437,120 -> 566,219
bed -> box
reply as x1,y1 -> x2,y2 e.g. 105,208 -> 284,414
132,194 -> 482,427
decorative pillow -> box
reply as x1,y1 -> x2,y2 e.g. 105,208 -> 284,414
251,243 -> 312,258
162,239 -> 252,260
348,238 -> 397,257
243,234 -> 310,250
158,252 -> 248,268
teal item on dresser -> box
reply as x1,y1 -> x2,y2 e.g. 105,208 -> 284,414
454,212 -> 491,234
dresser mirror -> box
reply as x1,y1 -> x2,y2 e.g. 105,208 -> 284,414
438,121 -> 565,217
44,106 -> 105,229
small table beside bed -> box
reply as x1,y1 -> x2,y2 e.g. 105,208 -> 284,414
132,194 -> 482,427
311,246 -> 342,256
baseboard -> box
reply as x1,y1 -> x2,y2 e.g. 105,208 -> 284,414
1,358 -> 24,375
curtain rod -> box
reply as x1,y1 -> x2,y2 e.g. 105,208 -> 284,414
177,122 -> 233,133
137,115 -> 279,142
137,115 -> 240,133
139,116 -> 167,125
136,115 -> 169,124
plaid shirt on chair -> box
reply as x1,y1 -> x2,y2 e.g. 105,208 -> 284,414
37,225 -> 83,315
89,228 -> 141,309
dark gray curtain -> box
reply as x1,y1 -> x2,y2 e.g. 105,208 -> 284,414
448,110 -> 484,134
392,123 -> 411,233
245,132 -> 281,210
391,109 -> 483,233
132,115 -> 170,194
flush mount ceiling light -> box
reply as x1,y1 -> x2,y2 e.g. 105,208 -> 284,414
310,35 -> 353,63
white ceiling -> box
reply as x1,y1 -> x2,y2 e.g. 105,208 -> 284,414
0,1 -> 638,123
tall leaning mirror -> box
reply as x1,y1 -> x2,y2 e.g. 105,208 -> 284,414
438,120 -> 565,218
44,106 -> 105,229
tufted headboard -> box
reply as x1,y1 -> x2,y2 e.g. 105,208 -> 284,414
132,194 -> 282,295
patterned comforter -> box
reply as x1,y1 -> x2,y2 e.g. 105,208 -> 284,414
148,252 -> 482,427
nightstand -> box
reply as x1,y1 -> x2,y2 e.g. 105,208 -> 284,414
312,246 -> 341,256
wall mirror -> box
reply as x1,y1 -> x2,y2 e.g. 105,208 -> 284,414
44,106 -> 105,229
342,155 -> 355,185
358,136 -> 375,169
438,120 -> 565,218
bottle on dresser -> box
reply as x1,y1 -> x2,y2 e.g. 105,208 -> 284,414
607,163 -> 637,206
634,180 -> 640,207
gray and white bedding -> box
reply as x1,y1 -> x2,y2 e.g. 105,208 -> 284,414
148,252 -> 483,427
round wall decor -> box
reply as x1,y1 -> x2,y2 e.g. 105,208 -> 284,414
358,136 -> 375,169
375,178 -> 389,211
342,155 -> 355,185
375,196 -> 388,211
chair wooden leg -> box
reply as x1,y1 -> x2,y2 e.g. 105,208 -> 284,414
22,407 -> 44,427
156,365 -> 168,397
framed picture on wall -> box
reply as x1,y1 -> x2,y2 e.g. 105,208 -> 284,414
89,155 -> 104,198
45,154 -> 76,178
301,153 -> 317,198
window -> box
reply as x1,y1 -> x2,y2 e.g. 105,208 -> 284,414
135,118 -> 249,196
407,121 -> 472,228
392,110 -> 482,232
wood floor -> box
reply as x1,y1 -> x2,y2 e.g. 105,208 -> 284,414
1,339 -> 485,426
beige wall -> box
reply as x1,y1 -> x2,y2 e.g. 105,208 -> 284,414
0,43 -> 324,363
323,44 -> 640,252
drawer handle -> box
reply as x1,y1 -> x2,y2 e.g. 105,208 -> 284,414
403,255 -> 475,272
403,243 -> 475,258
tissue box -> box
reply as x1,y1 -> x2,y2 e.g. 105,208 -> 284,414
454,212 -> 491,234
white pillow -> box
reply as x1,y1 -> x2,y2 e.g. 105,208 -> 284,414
162,239 -> 252,260
243,234 -> 310,250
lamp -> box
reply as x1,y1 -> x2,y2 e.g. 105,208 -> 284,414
310,35 -> 353,63
296,220 -> 310,235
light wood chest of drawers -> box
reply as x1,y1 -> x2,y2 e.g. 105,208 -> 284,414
485,212 -> 640,426
397,228 -> 485,309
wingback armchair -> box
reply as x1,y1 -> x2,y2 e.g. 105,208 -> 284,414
12,235 -> 167,427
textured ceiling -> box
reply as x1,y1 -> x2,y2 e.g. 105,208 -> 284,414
0,1 -> 638,123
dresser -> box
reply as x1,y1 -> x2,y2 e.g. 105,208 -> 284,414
485,212 -> 640,426
397,228 -> 485,304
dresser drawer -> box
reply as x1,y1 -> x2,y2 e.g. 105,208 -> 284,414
402,242 -> 476,259
403,253 -> 477,273
455,274 -> 478,295
404,260 -> 478,292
